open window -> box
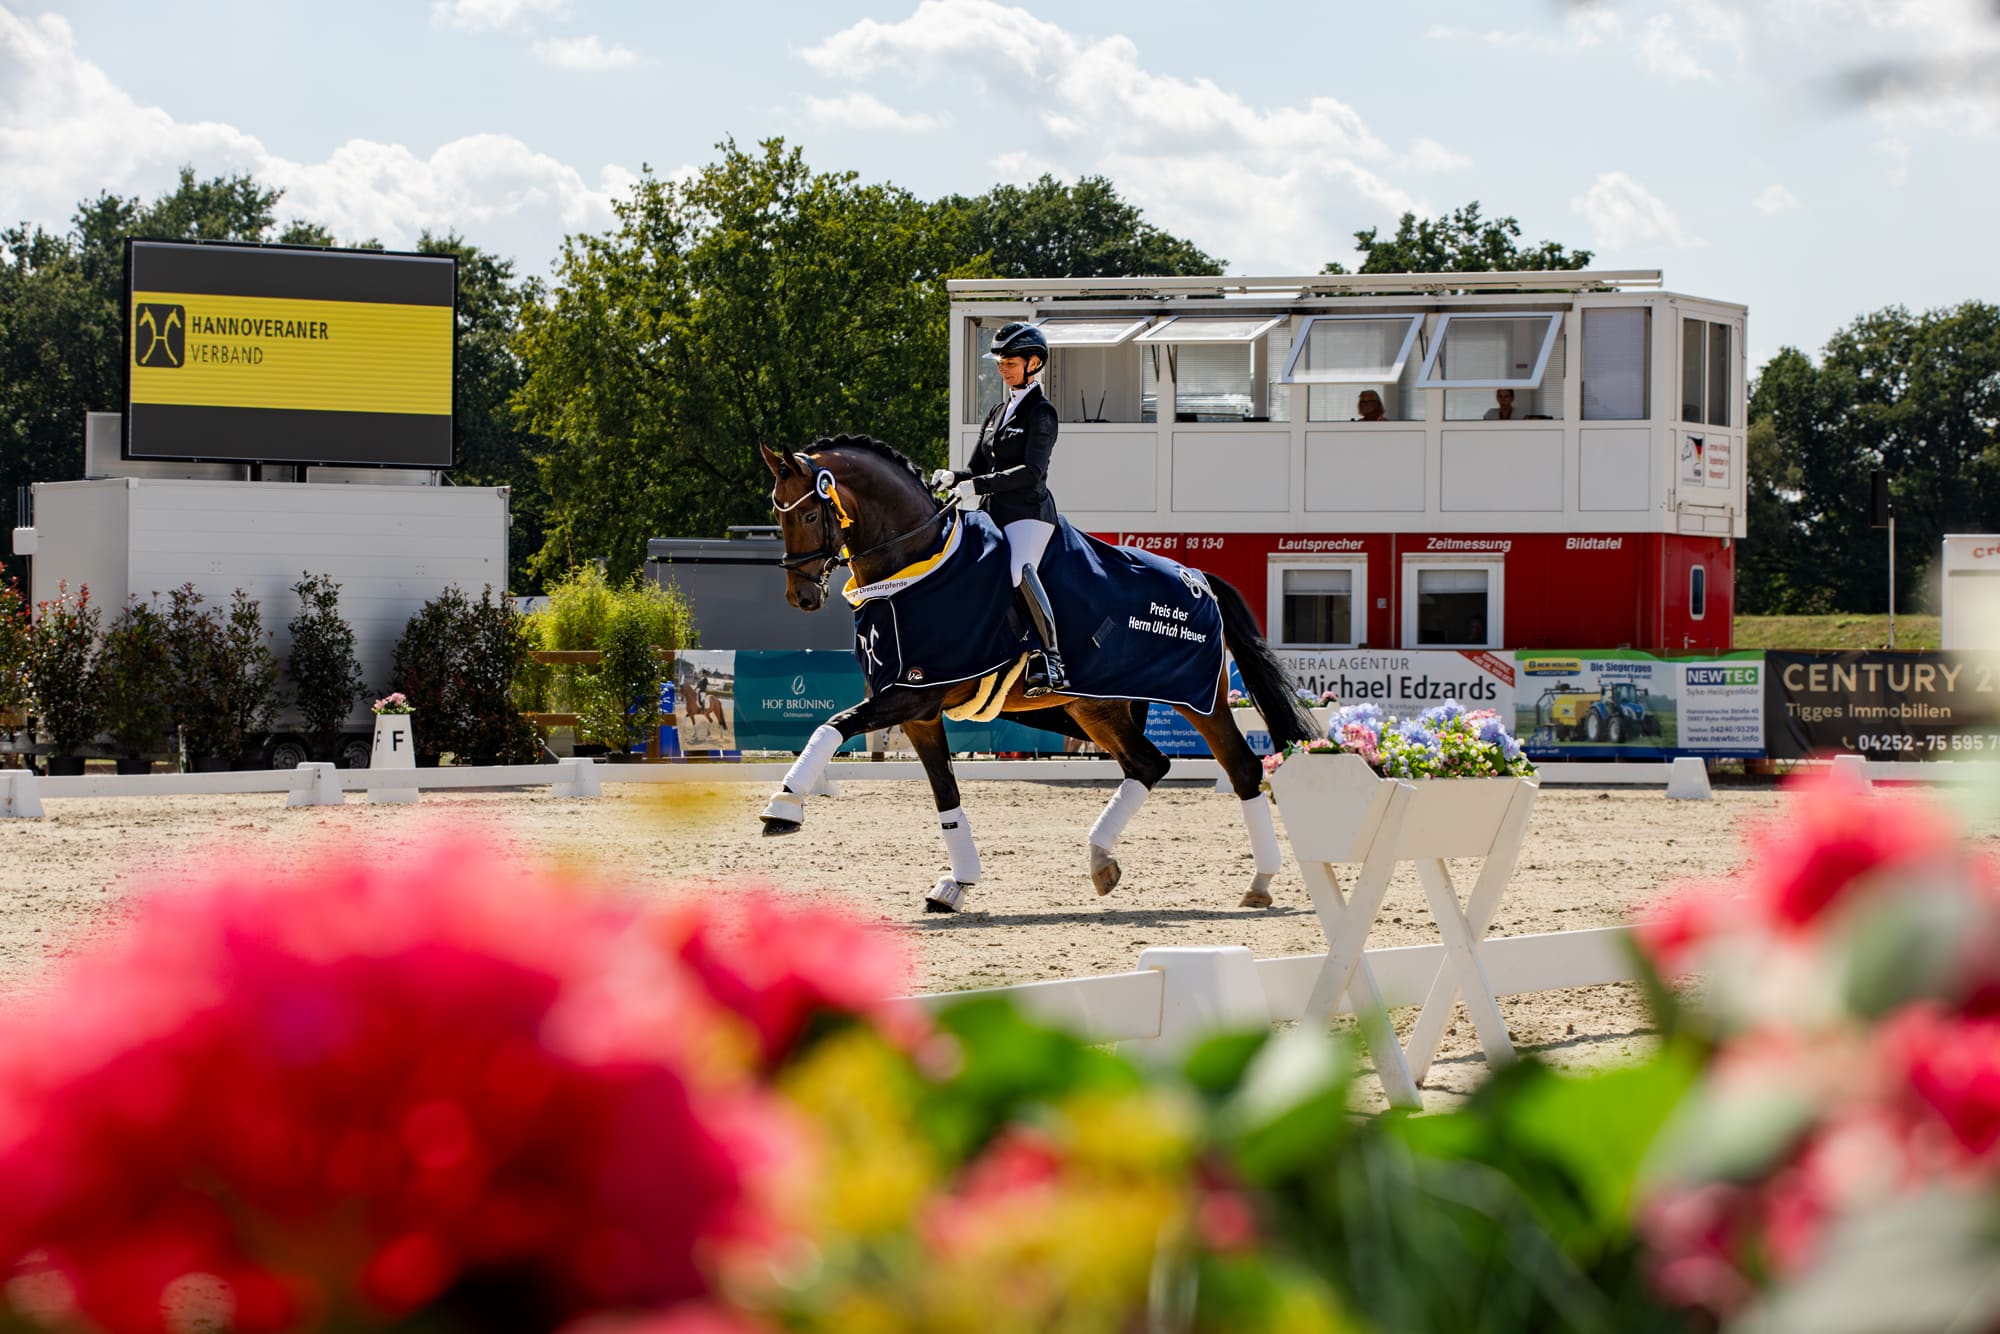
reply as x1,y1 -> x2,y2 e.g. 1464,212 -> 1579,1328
1036,317 -> 1153,423
1267,558 -> 1368,648
1279,314 -> 1429,423
1136,315 -> 1287,422
1401,557 -> 1503,648
1418,312 -> 1564,422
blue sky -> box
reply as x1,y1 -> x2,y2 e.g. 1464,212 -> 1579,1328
4,0 -> 1996,367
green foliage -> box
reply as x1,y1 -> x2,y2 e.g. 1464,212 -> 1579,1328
0,577 -> 29,716
1741,302 -> 2000,614
943,173 -> 1224,278
1324,201 -> 1593,275
515,138 -> 973,577
27,583 -> 101,754
217,591 -> 280,757
163,584 -> 229,761
389,585 -> 540,765
531,565 -> 695,740
572,601 -> 664,752
96,600 -> 174,758
286,574 -> 365,757
539,563 -> 622,652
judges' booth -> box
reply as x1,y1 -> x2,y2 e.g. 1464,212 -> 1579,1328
946,270 -> 1747,654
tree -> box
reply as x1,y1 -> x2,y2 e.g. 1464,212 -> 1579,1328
515,138 -> 972,578
943,174 -> 1223,278
1324,202 -> 1592,274
1741,302 -> 2000,614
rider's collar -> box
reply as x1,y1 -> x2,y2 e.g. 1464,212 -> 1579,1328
842,512 -> 964,606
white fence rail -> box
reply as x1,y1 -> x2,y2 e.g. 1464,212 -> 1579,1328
906,927 -> 1640,1053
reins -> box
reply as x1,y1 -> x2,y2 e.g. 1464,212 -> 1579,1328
772,457 -> 960,597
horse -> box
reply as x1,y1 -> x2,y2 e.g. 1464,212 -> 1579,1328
756,435 -> 1318,914
681,680 -> 727,743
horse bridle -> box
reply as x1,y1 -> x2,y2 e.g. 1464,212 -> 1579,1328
771,452 -> 959,596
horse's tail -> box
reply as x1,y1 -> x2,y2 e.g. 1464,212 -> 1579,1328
1204,571 -> 1319,747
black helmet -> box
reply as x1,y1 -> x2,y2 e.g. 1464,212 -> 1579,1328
986,321 -> 1049,365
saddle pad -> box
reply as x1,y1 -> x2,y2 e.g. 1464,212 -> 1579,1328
846,512 -> 1225,716
944,655 -> 1028,723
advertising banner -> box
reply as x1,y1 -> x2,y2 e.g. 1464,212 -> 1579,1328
1514,650 -> 1764,759
1274,649 -> 1516,714
726,651 -> 1070,755
125,240 -> 455,467
1763,652 -> 2000,759
673,650 -> 738,755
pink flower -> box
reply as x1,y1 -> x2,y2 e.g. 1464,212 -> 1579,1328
1749,780 -> 1960,931
1881,1005 -> 2000,1160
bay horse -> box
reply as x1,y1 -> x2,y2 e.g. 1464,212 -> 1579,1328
681,677 -> 727,743
757,435 -> 1317,913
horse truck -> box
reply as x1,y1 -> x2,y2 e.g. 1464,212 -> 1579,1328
10,420 -> 510,769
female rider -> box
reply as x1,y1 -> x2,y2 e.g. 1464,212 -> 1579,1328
930,321 -> 1068,696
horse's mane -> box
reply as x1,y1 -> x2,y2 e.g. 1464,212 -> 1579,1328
808,433 -> 937,507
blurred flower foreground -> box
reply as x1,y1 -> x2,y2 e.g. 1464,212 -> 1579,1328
6,777 -> 2000,1334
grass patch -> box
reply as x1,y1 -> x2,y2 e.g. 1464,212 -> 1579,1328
1733,614 -> 1940,651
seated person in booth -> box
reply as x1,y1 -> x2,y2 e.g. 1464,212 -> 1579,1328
1355,390 -> 1388,423
1484,388 -> 1528,420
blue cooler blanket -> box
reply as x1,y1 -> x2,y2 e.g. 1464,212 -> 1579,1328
842,512 -> 1224,715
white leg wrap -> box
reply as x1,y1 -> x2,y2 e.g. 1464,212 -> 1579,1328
938,806 -> 980,884
1240,793 -> 1282,876
780,724 -> 843,798
1089,778 -> 1150,852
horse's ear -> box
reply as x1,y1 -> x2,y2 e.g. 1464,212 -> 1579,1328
759,444 -> 789,479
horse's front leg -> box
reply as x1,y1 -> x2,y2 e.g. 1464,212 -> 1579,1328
901,714 -> 977,913
759,687 -> 947,834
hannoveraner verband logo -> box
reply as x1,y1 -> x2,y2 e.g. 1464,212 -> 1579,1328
134,303 -> 185,368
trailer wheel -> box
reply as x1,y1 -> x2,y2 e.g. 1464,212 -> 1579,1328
337,737 -> 372,770
267,737 -> 310,770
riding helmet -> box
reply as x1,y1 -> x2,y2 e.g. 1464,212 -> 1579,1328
985,321 -> 1050,364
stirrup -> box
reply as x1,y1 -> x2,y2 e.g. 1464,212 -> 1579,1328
1022,651 -> 1054,698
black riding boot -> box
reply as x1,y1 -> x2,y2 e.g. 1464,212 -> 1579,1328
1016,563 -> 1069,697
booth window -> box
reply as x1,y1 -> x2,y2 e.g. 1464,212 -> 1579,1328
1402,559 -> 1503,648
1417,312 -> 1565,422
1690,564 -> 1707,620
1278,314 -> 1429,423
1681,317 -> 1733,427
1036,317 -> 1152,423
966,321 -> 1007,423
1136,315 -> 1287,422
1581,308 -> 1649,420
1268,559 -> 1367,647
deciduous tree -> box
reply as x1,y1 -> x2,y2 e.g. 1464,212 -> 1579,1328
943,174 -> 1222,278
1324,202 -> 1591,274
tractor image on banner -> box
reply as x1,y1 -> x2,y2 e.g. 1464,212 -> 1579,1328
1515,652 -> 1677,758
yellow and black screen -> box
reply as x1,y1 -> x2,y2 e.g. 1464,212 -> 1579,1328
125,241 -> 455,467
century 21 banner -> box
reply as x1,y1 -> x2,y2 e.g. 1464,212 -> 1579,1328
124,240 -> 455,468
1763,651 -> 2000,759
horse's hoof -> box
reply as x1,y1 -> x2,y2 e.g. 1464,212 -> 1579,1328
760,790 -> 805,830
1088,844 -> 1122,896
1239,887 -> 1273,909
926,876 -> 969,913
761,818 -> 801,836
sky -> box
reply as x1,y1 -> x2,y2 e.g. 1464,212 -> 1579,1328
3,0 -> 1997,367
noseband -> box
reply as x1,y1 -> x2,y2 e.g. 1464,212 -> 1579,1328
772,453 -> 958,597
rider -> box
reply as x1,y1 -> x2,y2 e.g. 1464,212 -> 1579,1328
930,321 -> 1068,696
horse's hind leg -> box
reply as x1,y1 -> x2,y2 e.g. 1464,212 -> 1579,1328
904,715 -> 978,913
1184,675 -> 1284,909
1070,700 -> 1170,896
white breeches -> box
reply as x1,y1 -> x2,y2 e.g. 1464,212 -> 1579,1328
1003,519 -> 1055,588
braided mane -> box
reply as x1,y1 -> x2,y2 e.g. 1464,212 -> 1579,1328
809,433 -> 936,506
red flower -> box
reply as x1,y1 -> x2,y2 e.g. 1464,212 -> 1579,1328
1881,1005 -> 2000,1160
0,843 -> 798,1333
640,894 -> 918,1067
1751,780 -> 1959,930
1632,880 -> 1738,973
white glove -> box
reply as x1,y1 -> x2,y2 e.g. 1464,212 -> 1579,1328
928,468 -> 957,492
952,479 -> 980,505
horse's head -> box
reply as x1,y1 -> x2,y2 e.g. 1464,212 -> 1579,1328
762,443 -> 845,612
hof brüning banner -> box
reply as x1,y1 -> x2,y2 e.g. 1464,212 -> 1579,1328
125,240 -> 455,468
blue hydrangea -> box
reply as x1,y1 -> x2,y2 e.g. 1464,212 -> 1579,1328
1333,702 -> 1385,733
1419,699 -> 1467,727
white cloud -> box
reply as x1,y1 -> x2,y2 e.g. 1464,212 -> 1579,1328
431,0 -> 569,32
0,9 -> 628,270
1572,171 -> 1697,250
1408,137 -> 1471,173
531,35 -> 640,70
802,0 -> 1418,270
805,91 -> 941,132
1753,183 -> 1801,214
1640,14 -> 1712,80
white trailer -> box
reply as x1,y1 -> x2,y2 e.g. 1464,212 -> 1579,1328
15,474 -> 509,767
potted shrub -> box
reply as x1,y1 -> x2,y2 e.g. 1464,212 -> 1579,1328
217,590 -> 279,767
27,582 -> 101,776
385,586 -> 539,766
0,576 -> 29,737
287,573 -> 365,765
164,584 -> 231,770
574,604 -> 662,760
97,600 -> 174,774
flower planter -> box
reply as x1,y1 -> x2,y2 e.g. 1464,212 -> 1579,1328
45,755 -> 86,778
1269,751 -> 1532,863
115,758 -> 151,776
